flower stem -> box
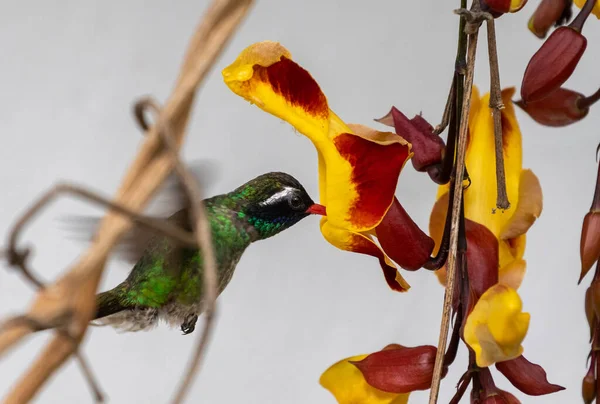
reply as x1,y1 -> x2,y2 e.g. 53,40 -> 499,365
428,6 -> 479,404
570,0 -> 596,32
591,153 -> 600,212
486,17 -> 510,210
578,87 -> 600,110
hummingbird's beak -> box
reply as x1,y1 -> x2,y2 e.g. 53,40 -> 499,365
306,203 -> 327,216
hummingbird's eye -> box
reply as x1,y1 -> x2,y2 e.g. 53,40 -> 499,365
288,194 -> 304,211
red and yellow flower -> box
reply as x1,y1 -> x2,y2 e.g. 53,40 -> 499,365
222,41 -> 434,292
429,86 -> 543,367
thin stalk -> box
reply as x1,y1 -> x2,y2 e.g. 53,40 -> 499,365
428,18 -> 479,404
486,17 -> 510,210
578,87 -> 600,111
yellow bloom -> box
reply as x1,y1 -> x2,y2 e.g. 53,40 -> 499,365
464,284 -> 531,367
223,41 -> 413,291
320,354 -> 409,404
429,86 -> 543,290
574,0 -> 600,18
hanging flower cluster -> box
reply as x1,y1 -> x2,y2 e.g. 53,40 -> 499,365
221,30 -> 567,401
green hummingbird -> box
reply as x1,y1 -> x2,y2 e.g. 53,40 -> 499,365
69,172 -> 325,335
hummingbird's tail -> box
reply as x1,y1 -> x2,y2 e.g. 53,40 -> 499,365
95,286 -> 128,320
92,283 -> 160,332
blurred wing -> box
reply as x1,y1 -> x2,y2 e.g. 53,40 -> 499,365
59,159 -> 218,263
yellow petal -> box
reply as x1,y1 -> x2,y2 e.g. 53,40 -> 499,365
320,354 -> 410,404
320,218 -> 410,292
499,259 -> 526,290
464,284 -> 530,367
500,169 -> 543,240
574,0 -> 600,18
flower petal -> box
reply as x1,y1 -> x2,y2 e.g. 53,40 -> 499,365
327,130 -> 411,231
376,197 -> 435,271
428,193 -> 499,296
350,345 -> 440,394
222,41 -> 330,143
320,218 -> 410,292
500,170 -> 543,240
436,88 -> 523,239
465,220 -> 500,298
464,284 -> 530,367
223,42 -> 411,233
499,258 -> 526,290
320,354 -> 409,404
496,355 -> 565,396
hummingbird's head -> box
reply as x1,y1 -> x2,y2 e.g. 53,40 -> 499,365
236,172 -> 325,240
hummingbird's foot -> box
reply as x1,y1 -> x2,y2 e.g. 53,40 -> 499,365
181,314 -> 198,335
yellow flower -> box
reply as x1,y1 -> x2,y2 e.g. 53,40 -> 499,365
464,284 -> 531,367
320,354 -> 409,404
429,86 -> 543,290
574,0 -> 600,18
223,41 -> 414,291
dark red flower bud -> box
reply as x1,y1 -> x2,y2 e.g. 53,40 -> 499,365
515,88 -> 588,127
589,279 -> 600,320
580,211 -> 600,282
528,0 -> 572,38
521,26 -> 587,103
582,361 -> 596,404
495,355 -> 565,396
350,345 -> 443,393
585,286 -> 596,341
376,107 -> 445,172
376,197 -> 435,271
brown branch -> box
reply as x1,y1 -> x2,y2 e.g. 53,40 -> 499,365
0,1 -> 254,402
4,183 -> 197,287
133,98 -> 220,404
486,17 -> 510,211
428,8 -> 480,404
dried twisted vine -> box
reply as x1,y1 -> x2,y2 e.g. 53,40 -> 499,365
0,1 -> 254,402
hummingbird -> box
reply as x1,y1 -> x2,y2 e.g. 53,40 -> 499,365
69,172 -> 325,335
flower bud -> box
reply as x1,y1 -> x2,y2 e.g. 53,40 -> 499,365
528,0 -> 572,38
585,286 -> 596,341
580,211 -> 600,283
582,362 -> 596,404
350,345 -> 442,393
521,27 -> 587,103
515,88 -> 588,127
590,279 -> 600,319
482,0 -> 528,14
376,107 -> 445,172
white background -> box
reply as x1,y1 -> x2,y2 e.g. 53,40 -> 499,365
1,1 -> 599,403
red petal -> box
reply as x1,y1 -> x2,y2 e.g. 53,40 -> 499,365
377,197 -> 435,271
254,56 -> 328,118
333,133 -> 410,229
496,355 -> 565,396
351,345 -> 442,393
465,219 -> 500,298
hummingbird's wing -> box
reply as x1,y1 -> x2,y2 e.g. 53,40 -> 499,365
59,160 -> 218,264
